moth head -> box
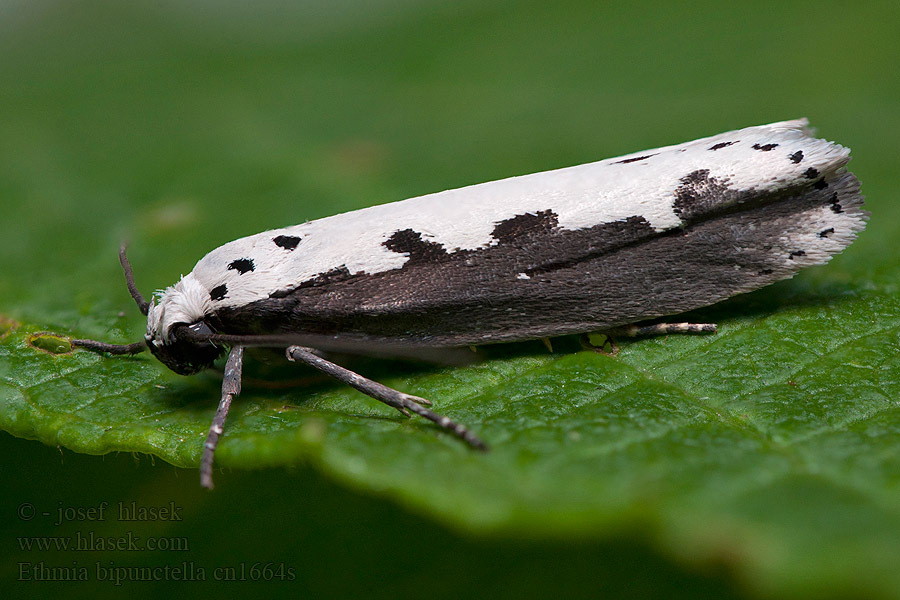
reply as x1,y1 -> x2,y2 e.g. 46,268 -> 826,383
144,273 -> 223,375
71,246 -> 223,375
145,319 -> 222,376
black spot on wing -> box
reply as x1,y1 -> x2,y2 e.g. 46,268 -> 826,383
672,169 -> 742,221
383,229 -> 449,265
752,143 -> 779,151
709,141 -> 736,150
210,284 -> 228,301
788,250 -> 806,260
789,150 -> 804,163
818,227 -> 834,238
273,235 -> 301,251
804,167 -> 820,179
492,210 -> 558,243
615,154 -> 656,164
830,192 -> 843,213
813,178 -> 828,190
227,258 -> 255,274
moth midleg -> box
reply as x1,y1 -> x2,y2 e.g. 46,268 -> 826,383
200,345 -> 244,490
285,346 -> 487,451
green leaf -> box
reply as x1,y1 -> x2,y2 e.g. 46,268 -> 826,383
2,1 -> 900,598
5,260 -> 900,599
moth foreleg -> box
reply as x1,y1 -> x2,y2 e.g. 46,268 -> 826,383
285,345 -> 488,451
200,345 -> 244,490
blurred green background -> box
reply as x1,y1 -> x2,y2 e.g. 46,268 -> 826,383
2,0 -> 898,598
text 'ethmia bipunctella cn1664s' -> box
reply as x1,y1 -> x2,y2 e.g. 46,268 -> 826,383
69,119 -> 867,488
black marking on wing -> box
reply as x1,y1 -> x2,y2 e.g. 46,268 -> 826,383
273,235 -> 301,250
789,151 -> 804,163
804,167 -> 820,179
210,284 -> 228,301
669,166 -> 829,224
492,210 -> 558,243
228,258 -> 255,274
615,154 -> 656,164
752,143 -> 779,151
269,266 -> 354,298
818,227 -> 834,238
788,250 -> 806,260
709,141 -> 736,150
383,229 -> 449,264
813,178 -> 828,190
830,192 -> 843,213
210,173 -> 864,347
672,170 -> 749,221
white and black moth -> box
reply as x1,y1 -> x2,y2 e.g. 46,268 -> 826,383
73,119 -> 866,488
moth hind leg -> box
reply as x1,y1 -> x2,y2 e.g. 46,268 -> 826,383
582,321 -> 717,354
286,346 -> 488,451
611,322 -> 718,337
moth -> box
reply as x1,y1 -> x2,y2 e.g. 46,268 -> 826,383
72,119 -> 867,488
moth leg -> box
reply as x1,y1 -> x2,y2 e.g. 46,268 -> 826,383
582,322 -> 716,354
608,322 -> 717,337
286,346 -> 488,451
200,345 -> 244,490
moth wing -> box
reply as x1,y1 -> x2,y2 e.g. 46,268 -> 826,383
187,120 -> 865,347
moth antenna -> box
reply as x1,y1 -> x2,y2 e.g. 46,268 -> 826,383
71,339 -> 147,355
201,345 -> 244,490
119,244 -> 150,316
